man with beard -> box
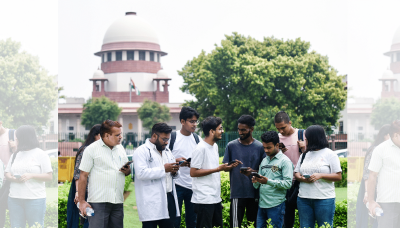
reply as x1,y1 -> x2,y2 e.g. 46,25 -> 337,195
190,116 -> 240,228
222,115 -> 265,228
133,123 -> 181,227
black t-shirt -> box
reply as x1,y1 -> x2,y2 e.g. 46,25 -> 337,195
222,139 -> 266,199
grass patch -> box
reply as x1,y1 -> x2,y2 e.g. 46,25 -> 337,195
46,187 -> 58,203
335,187 -> 347,202
123,182 -> 141,228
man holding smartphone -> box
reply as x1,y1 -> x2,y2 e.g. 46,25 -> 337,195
252,131 -> 293,228
222,115 -> 265,228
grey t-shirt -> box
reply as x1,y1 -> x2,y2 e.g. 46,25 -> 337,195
222,139 -> 265,199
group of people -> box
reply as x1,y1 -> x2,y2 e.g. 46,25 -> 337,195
69,107 -> 345,228
0,121 -> 53,228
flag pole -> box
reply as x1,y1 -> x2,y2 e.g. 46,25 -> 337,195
129,82 -> 131,103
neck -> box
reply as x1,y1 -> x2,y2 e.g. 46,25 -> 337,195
180,128 -> 191,136
102,139 -> 114,150
149,139 -> 162,153
239,136 -> 254,145
204,136 -> 215,146
393,140 -> 400,148
287,127 -> 295,136
0,126 -> 6,135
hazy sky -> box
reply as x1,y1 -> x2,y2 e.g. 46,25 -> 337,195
1,1 -> 399,103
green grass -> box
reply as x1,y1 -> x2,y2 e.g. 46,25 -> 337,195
46,187 -> 58,203
335,187 -> 347,202
123,182 -> 141,228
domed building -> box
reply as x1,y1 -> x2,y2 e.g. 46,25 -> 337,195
381,26 -> 400,99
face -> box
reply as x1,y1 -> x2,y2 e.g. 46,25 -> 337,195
94,134 -> 101,141
275,121 -> 292,136
103,127 -> 122,146
181,115 -> 198,133
212,124 -> 224,141
262,141 -> 279,157
238,123 -> 253,140
153,132 -> 170,151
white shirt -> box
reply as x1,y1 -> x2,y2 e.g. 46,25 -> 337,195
169,131 -> 203,189
5,148 -> 53,199
191,141 -> 221,204
294,148 -> 342,199
79,139 -> 128,204
368,139 -> 400,203
152,141 -> 173,193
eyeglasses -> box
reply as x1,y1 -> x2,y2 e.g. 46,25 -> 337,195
155,133 -> 169,142
187,120 -> 199,124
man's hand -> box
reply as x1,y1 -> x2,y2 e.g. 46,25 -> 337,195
251,175 -> 268,184
222,160 -> 242,171
367,200 -> 381,217
297,140 -> 306,152
8,140 -> 17,153
176,157 -> 190,167
240,167 -> 256,176
165,162 -> 179,173
119,166 -> 131,176
78,200 -> 92,217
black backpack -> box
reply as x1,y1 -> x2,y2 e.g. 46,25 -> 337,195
169,131 -> 200,151
297,129 -> 304,153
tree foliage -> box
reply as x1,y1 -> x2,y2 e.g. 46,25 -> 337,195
370,98 -> 400,129
0,38 -> 57,130
81,96 -> 122,128
137,99 -> 171,132
179,33 -> 347,131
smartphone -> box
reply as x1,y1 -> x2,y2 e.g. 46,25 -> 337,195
178,160 -> 185,165
123,161 -> 133,168
279,143 -> 286,148
186,158 -> 191,163
227,160 -> 237,165
240,167 -> 249,171
303,174 -> 311,178
14,174 -> 21,179
251,172 -> 261,178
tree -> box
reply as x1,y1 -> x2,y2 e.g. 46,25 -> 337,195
0,38 -> 57,130
58,85 -> 66,100
370,98 -> 400,129
81,96 -> 122,128
137,99 -> 171,132
179,33 -> 347,131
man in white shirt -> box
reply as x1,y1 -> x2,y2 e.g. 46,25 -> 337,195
190,116 -> 241,228
367,120 -> 400,228
134,123 -> 181,228
169,107 -> 202,228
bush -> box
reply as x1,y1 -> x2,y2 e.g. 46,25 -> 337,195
58,181 -> 71,228
46,157 -> 58,187
335,158 -> 347,187
124,175 -> 132,191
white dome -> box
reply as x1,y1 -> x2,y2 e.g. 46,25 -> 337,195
382,69 -> 394,79
103,13 -> 159,45
392,26 -> 400,45
93,69 -> 105,78
157,69 -> 168,78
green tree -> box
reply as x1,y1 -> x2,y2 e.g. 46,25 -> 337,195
137,99 -> 171,132
179,33 -> 347,131
81,96 -> 122,128
371,98 -> 400,129
0,38 -> 57,130
58,85 -> 66,100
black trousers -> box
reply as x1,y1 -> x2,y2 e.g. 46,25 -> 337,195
230,198 -> 258,228
87,203 -> 124,228
377,203 -> 400,228
142,192 -> 176,228
194,202 -> 223,228
283,190 -> 296,228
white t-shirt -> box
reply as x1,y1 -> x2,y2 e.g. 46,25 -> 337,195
0,160 -> 4,189
294,148 -> 342,199
191,141 -> 221,204
169,131 -> 203,189
5,148 -> 53,199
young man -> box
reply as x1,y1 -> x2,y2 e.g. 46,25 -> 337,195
274,111 -> 305,228
134,123 -> 181,228
78,120 -> 131,228
169,107 -> 202,228
222,115 -> 265,228
190,116 -> 241,228
367,120 -> 400,228
252,131 -> 293,228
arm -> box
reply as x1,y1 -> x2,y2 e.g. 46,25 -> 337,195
294,172 -> 313,183
309,172 -> 342,182
190,163 -> 236,177
20,173 -> 52,182
5,172 -> 21,183
77,171 -> 92,216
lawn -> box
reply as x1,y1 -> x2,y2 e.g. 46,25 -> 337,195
335,187 -> 347,202
123,182 -> 141,228
46,187 -> 58,203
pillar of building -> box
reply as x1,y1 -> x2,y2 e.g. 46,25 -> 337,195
101,81 -> 105,93
137,116 -> 143,141
163,80 -> 169,92
156,80 -> 160,92
76,118 -> 81,138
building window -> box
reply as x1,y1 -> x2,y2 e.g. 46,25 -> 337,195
127,51 -> 134,60
358,126 -> 363,131
69,126 -> 74,131
50,121 -> 54,133
397,52 -> 400,62
150,52 -> 154,61
96,84 -> 100,91
107,52 -> 112,62
116,51 -> 122,61
158,53 -> 160,62
102,54 -> 105,63
339,121 -> 343,133
139,51 -> 145,60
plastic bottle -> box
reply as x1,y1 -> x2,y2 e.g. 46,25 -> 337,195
366,202 -> 384,217
77,202 -> 95,216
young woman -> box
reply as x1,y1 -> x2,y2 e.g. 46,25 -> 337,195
67,124 -> 101,228
5,125 -> 53,228
294,125 -> 342,228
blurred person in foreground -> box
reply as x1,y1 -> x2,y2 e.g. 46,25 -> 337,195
190,116 -> 241,228
294,125 -> 342,228
77,120 -> 130,228
252,131 -> 293,228
356,124 -> 390,228
134,123 -> 181,227
367,120 -> 400,228
4,125 -> 53,228
67,124 -> 101,228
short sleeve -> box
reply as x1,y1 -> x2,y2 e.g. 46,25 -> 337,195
79,147 -> 94,173
294,156 -> 302,173
329,153 -> 342,173
191,145 -> 204,169
368,147 -> 382,173
40,151 -> 53,173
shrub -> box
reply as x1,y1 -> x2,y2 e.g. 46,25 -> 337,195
124,175 -> 132,191
335,158 -> 347,187
58,181 -> 71,228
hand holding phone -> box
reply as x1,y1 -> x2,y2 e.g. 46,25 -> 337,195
251,172 -> 261,178
122,161 -> 133,169
14,174 -> 21,179
178,160 -> 185,165
303,174 -> 310,179
240,167 -> 249,171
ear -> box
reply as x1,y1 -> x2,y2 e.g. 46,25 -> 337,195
180,119 -> 185,125
288,121 -> 292,125
250,126 -> 254,132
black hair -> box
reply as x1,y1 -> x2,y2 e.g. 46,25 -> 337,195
389,120 -> 400,137
274,111 -> 290,124
304,125 -> 329,152
151,123 -> 172,135
372,124 -> 391,147
100,120 -> 122,137
180,106 -> 200,122
261,131 -> 280,145
15,125 -> 40,152
76,124 -> 101,160
237,115 -> 256,127
201,116 -> 223,137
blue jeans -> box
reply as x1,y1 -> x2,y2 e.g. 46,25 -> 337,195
256,201 -> 285,228
174,185 -> 196,228
297,197 -> 335,228
8,197 -> 46,228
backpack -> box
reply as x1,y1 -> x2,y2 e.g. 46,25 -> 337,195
297,129 -> 304,153
168,131 -> 200,151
